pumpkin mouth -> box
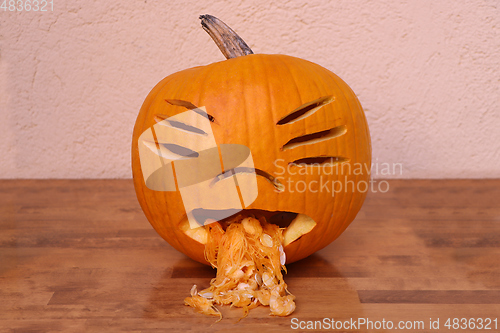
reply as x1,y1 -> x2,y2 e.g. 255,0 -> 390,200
180,209 -> 317,247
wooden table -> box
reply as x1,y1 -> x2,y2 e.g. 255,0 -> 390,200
1,180 -> 499,332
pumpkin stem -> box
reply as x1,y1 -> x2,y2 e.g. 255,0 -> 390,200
200,15 -> 254,59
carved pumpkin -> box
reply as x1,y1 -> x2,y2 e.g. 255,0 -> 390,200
131,15 -> 371,266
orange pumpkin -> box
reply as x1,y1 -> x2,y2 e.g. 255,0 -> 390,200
132,15 -> 371,265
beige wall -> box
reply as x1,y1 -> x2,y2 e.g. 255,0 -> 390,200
1,0 -> 498,179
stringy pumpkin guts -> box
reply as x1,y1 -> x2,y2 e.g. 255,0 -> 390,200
184,215 -> 295,320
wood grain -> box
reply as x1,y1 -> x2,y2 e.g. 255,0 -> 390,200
1,179 -> 499,332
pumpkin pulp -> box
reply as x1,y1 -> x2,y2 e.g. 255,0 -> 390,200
184,215 -> 296,319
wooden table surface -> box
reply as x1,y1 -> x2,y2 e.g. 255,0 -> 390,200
1,179 -> 499,332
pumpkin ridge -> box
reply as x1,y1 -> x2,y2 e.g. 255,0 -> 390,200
291,58 -> 331,251
274,55 -> 306,124
132,74 -> 184,252
258,55 -> 280,185
187,62 -> 216,124
323,67 -> 369,240
274,55 -> 309,220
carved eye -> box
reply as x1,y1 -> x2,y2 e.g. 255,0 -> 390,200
281,126 -> 347,151
277,96 -> 334,125
165,99 -> 216,122
278,96 -> 349,166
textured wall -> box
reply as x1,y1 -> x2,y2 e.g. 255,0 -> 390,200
1,0 -> 498,179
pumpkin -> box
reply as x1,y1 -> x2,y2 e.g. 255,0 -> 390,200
131,15 -> 371,267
